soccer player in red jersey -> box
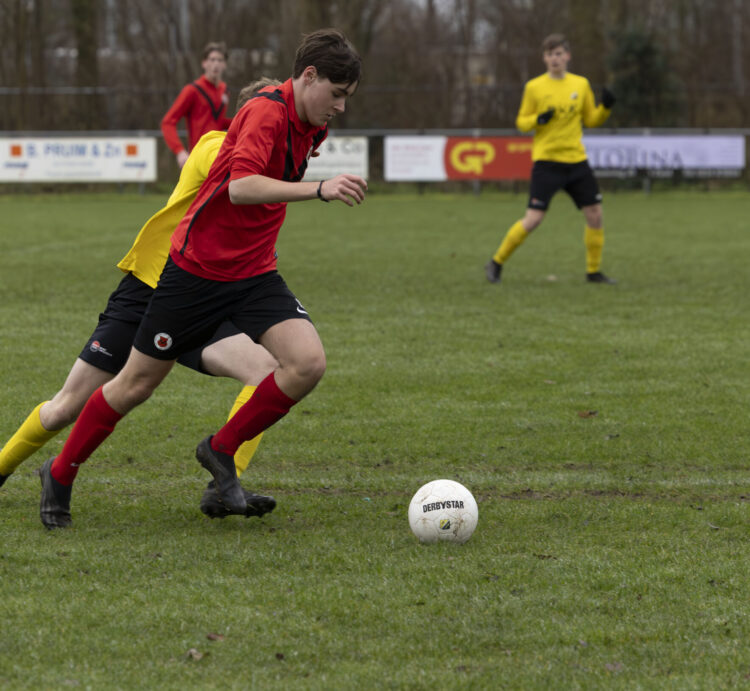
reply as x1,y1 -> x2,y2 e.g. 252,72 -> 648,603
161,42 -> 233,168
2,81 -> 283,521
40,29 -> 367,528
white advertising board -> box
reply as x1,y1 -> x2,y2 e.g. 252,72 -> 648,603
384,136 -> 447,181
384,134 -> 746,181
583,135 -> 745,172
0,137 -> 157,182
304,136 -> 369,181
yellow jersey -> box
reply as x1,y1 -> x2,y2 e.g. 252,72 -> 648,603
116,130 -> 227,288
515,72 -> 610,163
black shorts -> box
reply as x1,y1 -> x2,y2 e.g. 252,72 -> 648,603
174,319 -> 244,373
132,258 -> 312,361
78,273 -> 152,374
528,160 -> 602,211
79,273 -> 244,375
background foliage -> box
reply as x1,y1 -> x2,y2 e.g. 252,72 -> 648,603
1,0 -> 749,132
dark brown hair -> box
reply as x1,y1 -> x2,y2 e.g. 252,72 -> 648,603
292,29 -> 361,87
541,34 -> 570,53
202,42 -> 228,61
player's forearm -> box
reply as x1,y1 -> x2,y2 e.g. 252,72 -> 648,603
161,93 -> 191,154
582,105 -> 611,129
160,117 -> 187,155
515,113 -> 538,132
228,174 -> 318,204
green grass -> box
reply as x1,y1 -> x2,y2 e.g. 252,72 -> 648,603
0,189 -> 749,689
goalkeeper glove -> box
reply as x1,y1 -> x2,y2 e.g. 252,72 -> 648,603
537,107 -> 555,125
601,87 -> 616,109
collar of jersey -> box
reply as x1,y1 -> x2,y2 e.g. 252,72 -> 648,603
196,74 -> 224,92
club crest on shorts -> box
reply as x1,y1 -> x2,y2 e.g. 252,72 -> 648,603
89,340 -> 112,357
154,332 -> 173,351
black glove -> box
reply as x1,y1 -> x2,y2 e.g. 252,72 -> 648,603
537,107 -> 555,125
601,87 -> 616,109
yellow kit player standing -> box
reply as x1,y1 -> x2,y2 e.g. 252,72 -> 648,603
485,33 -> 616,285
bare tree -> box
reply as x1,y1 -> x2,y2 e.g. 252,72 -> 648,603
1,0 -> 750,133
70,0 -> 103,129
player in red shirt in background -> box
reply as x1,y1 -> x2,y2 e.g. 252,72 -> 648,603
40,29 -> 367,528
161,42 -> 233,168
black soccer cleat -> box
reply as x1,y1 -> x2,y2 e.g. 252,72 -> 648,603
586,271 -> 617,284
200,481 -> 277,519
485,259 -> 503,284
0,473 -> 7,488
39,458 -> 72,529
195,436 -> 247,514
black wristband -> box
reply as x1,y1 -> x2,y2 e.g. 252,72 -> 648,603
317,179 -> 329,202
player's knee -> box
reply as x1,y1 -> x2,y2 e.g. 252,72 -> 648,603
523,211 -> 544,231
312,353 -> 327,383
42,398 -> 82,430
109,374 -> 158,410
125,380 -> 157,407
583,205 -> 603,227
295,351 -> 327,387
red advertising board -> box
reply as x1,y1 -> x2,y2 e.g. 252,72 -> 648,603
443,137 -> 533,180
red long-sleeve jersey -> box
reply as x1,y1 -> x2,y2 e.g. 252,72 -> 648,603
160,74 -> 233,154
169,79 -> 327,281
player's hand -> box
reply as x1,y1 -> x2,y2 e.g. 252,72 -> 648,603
537,108 -> 555,125
176,150 -> 189,168
601,87 -> 616,109
319,174 -> 367,206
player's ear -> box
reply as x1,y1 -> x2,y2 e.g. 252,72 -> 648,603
304,66 -> 318,85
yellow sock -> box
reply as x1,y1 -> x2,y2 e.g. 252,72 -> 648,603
493,220 -> 528,264
0,402 -> 60,476
585,226 -> 604,273
227,385 -> 263,477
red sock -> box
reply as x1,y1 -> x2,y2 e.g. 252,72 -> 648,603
211,373 -> 296,456
51,387 -> 123,485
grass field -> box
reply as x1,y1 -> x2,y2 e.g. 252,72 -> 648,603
0,189 -> 749,689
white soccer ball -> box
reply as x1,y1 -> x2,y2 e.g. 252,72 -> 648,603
408,479 -> 478,544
